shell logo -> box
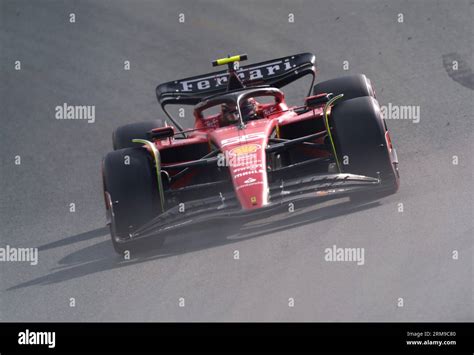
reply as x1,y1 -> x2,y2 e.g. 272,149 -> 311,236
230,144 -> 261,156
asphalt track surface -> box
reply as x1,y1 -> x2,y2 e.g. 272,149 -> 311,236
1,0 -> 473,321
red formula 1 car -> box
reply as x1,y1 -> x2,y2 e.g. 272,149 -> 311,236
102,53 -> 399,254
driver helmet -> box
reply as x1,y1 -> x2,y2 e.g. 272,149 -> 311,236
240,98 -> 258,121
221,103 -> 239,125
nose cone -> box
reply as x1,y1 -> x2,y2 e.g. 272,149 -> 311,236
211,121 -> 273,210
228,143 -> 268,209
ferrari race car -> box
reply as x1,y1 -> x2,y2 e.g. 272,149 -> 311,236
102,53 -> 399,254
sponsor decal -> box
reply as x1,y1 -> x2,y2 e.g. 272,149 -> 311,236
233,163 -> 263,173
203,117 -> 219,128
234,169 -> 265,179
244,177 -> 257,184
263,106 -> 278,116
315,189 -> 336,196
230,144 -> 260,156
250,196 -> 258,205
178,59 -> 294,93
236,181 -> 264,191
231,159 -> 262,169
220,133 -> 266,147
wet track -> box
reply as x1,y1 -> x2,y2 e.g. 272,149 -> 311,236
1,0 -> 473,321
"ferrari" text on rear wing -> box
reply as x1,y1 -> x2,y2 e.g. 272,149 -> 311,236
156,52 -> 316,107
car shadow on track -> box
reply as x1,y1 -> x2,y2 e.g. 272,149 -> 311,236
36,227 -> 110,251
7,198 -> 382,291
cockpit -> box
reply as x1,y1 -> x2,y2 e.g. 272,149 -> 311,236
194,87 -> 287,129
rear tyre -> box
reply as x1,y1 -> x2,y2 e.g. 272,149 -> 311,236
102,147 -> 165,254
330,96 -> 399,198
112,120 -> 164,150
312,74 -> 375,102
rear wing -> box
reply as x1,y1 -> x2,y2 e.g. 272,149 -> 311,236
156,52 -> 316,108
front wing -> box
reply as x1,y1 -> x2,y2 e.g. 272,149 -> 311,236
109,173 -> 387,246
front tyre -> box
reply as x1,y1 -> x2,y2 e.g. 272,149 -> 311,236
313,74 -> 375,102
102,147 -> 165,254
330,96 -> 399,197
112,120 -> 164,150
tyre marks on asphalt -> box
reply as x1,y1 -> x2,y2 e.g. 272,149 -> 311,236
442,52 -> 474,90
